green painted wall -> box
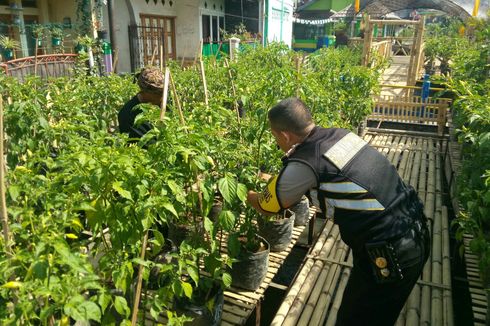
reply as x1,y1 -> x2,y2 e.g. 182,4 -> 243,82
303,0 -> 351,12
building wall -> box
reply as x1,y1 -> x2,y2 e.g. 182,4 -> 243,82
267,0 -> 294,47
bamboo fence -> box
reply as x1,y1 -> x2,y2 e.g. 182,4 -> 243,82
272,131 -> 454,326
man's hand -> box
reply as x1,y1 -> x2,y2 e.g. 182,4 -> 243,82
247,190 -> 276,216
258,171 -> 272,182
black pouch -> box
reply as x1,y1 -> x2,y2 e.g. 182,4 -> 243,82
365,240 -> 404,284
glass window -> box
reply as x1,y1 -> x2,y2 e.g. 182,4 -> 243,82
212,16 -> 218,42
22,0 -> 37,8
202,14 -> 210,42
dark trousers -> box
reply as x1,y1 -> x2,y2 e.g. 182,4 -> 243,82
336,219 -> 430,326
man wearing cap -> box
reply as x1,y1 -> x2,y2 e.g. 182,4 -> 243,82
247,97 -> 430,325
118,66 -> 164,140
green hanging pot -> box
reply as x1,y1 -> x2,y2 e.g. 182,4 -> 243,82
2,49 -> 13,61
52,37 -> 61,46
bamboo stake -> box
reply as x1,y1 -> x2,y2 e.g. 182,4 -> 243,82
160,44 -> 164,70
112,49 -> 119,73
199,57 -> 209,107
131,230 -> 149,326
159,67 -> 170,121
150,46 -> 158,66
223,58 -> 240,124
168,71 -> 186,128
0,97 -> 10,257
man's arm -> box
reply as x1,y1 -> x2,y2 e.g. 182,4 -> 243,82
247,190 -> 277,216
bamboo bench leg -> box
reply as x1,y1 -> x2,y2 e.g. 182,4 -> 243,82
308,213 -> 316,245
256,299 -> 261,326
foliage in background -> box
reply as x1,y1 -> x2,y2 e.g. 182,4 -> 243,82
0,43 -> 381,323
440,12 -> 490,290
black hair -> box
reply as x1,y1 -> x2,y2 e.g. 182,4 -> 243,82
268,98 -> 313,137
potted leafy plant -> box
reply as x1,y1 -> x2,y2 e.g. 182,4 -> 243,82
50,24 -> 64,46
227,207 -> 270,291
0,35 -> 19,61
31,23 -> 46,47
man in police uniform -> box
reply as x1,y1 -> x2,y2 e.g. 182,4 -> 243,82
247,98 -> 430,325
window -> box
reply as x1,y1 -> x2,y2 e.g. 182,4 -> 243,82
201,14 -> 224,43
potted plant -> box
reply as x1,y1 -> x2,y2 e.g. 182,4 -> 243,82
0,35 -> 19,61
227,208 -> 270,291
31,23 -> 46,47
50,24 -> 64,46
257,209 -> 295,252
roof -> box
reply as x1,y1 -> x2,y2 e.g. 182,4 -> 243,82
301,0 -> 482,20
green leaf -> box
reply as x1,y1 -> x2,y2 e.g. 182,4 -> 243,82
112,181 -> 132,201
218,174 -> 238,204
162,201 -> 178,217
204,216 -> 214,235
237,183 -> 248,202
114,296 -> 130,318
187,265 -> 199,285
8,185 -> 20,201
98,292 -> 111,313
227,233 -> 241,258
219,210 -> 236,232
76,202 -> 97,212
222,272 -> 232,288
181,281 -> 193,299
64,295 -> 101,322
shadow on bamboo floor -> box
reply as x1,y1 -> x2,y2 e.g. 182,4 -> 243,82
245,218 -> 327,326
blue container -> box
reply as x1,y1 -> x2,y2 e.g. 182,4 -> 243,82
316,36 -> 329,49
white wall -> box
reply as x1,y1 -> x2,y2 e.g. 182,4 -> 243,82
267,0 -> 294,47
176,0 -> 200,60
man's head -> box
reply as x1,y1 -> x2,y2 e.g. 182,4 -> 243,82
137,66 -> 164,105
268,98 -> 315,152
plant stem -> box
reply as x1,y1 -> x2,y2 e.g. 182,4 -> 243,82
131,229 -> 149,326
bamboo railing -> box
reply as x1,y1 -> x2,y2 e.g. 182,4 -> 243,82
370,93 -> 451,136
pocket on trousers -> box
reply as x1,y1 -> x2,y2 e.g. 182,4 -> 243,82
392,229 -> 425,269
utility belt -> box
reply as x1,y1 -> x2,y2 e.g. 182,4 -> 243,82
364,214 -> 429,284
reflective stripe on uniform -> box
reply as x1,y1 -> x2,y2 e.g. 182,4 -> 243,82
258,175 -> 282,213
323,133 -> 367,170
320,182 -> 368,193
325,198 -> 385,211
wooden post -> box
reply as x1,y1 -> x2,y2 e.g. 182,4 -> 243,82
361,16 -> 373,66
0,97 -> 11,257
130,230 -> 149,326
34,40 -> 39,77
407,17 -> 425,86
199,57 -> 209,107
159,44 -> 164,70
159,67 -> 170,121
168,71 -> 186,128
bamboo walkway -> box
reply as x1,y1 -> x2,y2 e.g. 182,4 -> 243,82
272,130 -> 454,326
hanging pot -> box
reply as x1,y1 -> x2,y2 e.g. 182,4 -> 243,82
229,235 -> 269,291
258,209 -> 295,252
2,49 -> 13,61
174,284 -> 224,326
52,37 -> 61,46
291,196 -> 309,226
